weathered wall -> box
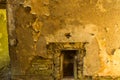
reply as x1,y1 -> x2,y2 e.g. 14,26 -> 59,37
7,0 -> 120,79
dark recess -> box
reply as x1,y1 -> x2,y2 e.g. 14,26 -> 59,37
0,0 -> 6,9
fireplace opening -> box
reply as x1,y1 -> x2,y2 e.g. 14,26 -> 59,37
61,50 -> 77,79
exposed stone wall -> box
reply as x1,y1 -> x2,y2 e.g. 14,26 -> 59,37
7,0 -> 120,80
47,43 -> 86,79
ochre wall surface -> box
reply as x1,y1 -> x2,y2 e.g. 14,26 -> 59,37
7,0 -> 120,79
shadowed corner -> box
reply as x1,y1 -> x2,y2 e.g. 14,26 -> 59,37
0,0 -> 6,9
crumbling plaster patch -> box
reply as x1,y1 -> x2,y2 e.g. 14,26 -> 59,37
24,0 -> 50,16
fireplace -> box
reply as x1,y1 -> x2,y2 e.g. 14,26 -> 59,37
47,42 -> 86,80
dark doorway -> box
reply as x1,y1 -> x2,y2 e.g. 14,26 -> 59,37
61,50 -> 77,78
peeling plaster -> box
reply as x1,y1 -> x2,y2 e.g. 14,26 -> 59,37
23,0 -> 50,16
